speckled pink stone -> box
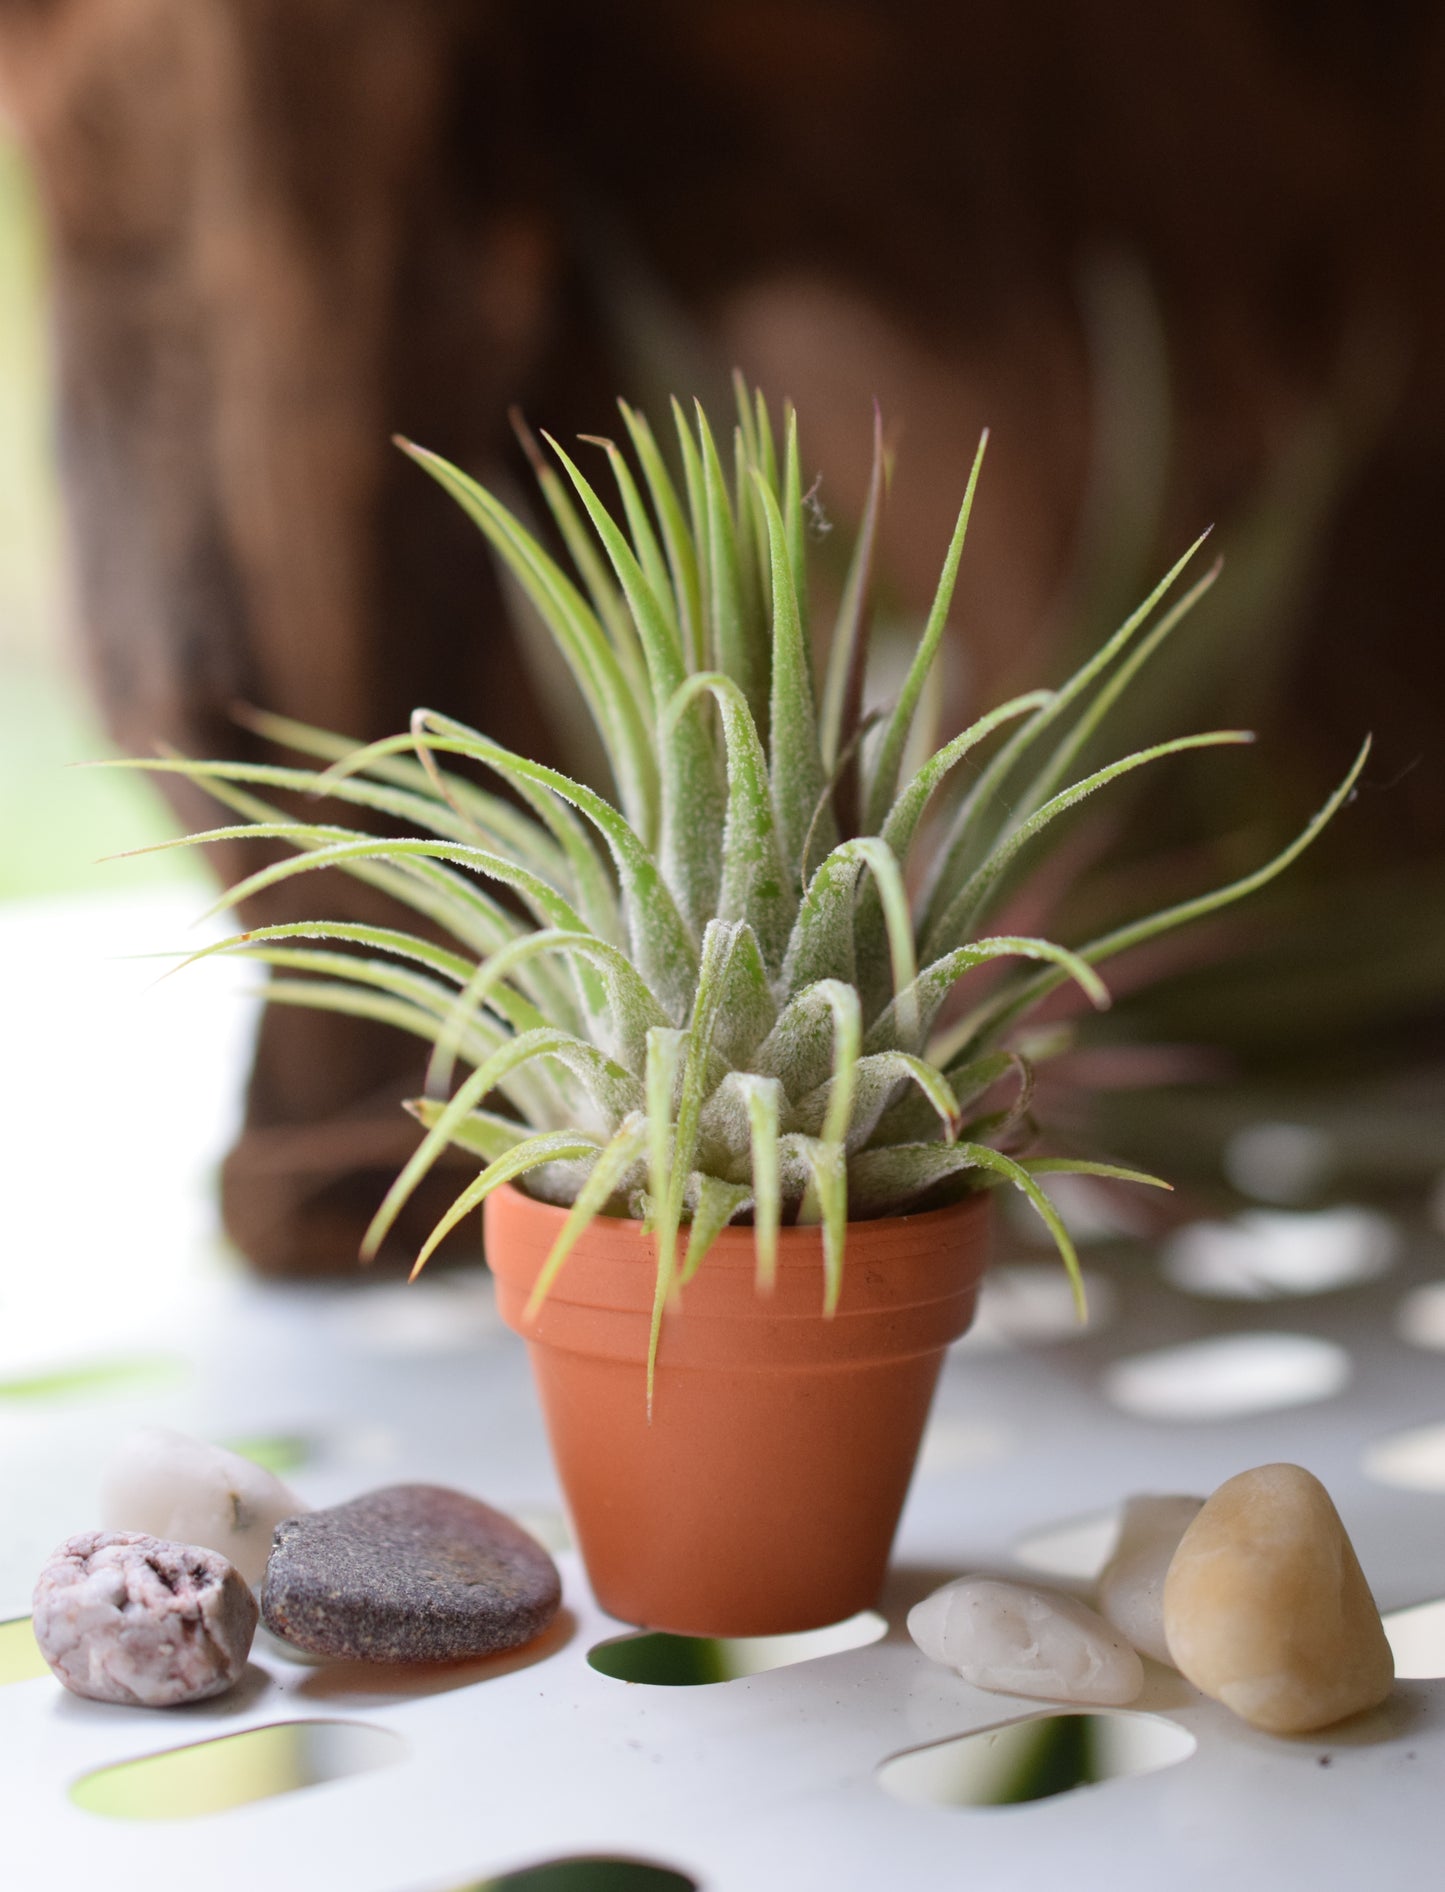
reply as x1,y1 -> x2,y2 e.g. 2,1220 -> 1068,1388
32,1530 -> 258,1706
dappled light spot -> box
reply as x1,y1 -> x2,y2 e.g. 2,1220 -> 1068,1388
1223,1122 -> 1333,1204
1383,1598 -> 1445,1678
70,1720 -> 406,1821
588,1610 -> 886,1686
0,1617 -> 48,1685
0,1355 -> 185,1402
877,1711 -> 1195,1808
1013,1509 -> 1120,1582
961,1265 -> 1113,1349
1363,1422 -> 1445,1493
459,1859 -> 698,1891
1104,1334 -> 1350,1421
1161,1208 -> 1395,1300
1396,1283 -> 1445,1353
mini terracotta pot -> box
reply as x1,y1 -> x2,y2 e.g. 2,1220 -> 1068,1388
485,1182 -> 991,1638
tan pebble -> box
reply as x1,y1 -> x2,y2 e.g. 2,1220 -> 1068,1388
1163,1463 -> 1394,1734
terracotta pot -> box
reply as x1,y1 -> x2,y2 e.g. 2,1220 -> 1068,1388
485,1182 -> 991,1638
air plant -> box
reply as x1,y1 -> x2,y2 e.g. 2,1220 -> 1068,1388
119,383 -> 1366,1387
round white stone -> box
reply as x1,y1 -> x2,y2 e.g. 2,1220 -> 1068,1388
1097,1494 -> 1204,1665
100,1428 -> 305,1587
908,1575 -> 1144,1705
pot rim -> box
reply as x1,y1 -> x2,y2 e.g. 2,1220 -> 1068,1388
484,1180 -> 993,1355
485,1177 -> 991,1273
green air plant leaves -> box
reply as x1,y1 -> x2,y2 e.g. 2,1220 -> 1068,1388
931,734 -> 1374,1072
756,477 -> 835,883
664,673 -> 792,970
864,428 -> 989,834
544,431 -> 727,935
819,404 -> 885,771
134,390 -> 1366,1388
420,927 -> 669,1099
395,438 -> 659,844
917,527 -> 1215,929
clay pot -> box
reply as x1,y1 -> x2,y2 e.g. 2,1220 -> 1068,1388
485,1182 -> 991,1638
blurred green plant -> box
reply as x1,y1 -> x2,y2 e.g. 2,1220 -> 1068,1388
1030,255 -> 1445,1198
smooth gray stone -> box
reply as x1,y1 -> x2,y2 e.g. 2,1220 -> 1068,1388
33,1531 -> 257,1706
261,1484 -> 561,1663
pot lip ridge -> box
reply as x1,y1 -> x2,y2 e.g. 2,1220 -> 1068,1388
486,1177 -> 990,1254
484,1179 -> 992,1352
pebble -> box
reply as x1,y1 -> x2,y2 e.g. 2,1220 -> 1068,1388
908,1575 -> 1144,1706
100,1427 -> 305,1587
261,1484 -> 561,1662
33,1531 -> 257,1707
1163,1462 -> 1395,1733
1097,1494 -> 1204,1665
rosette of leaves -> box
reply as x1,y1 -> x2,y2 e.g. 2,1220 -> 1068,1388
123,386 -> 1366,1388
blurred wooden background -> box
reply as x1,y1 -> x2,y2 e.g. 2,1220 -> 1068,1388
1,0 -> 1440,1272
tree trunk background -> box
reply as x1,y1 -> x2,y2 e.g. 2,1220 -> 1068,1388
1,0 -> 1441,1272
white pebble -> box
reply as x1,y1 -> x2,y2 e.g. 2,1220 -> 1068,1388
1097,1494 -> 1204,1665
100,1428 -> 304,1587
908,1576 -> 1144,1706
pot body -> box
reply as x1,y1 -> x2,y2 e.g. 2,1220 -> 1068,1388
485,1183 -> 991,1637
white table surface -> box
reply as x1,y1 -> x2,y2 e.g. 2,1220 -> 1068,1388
2,891 -> 1441,1891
